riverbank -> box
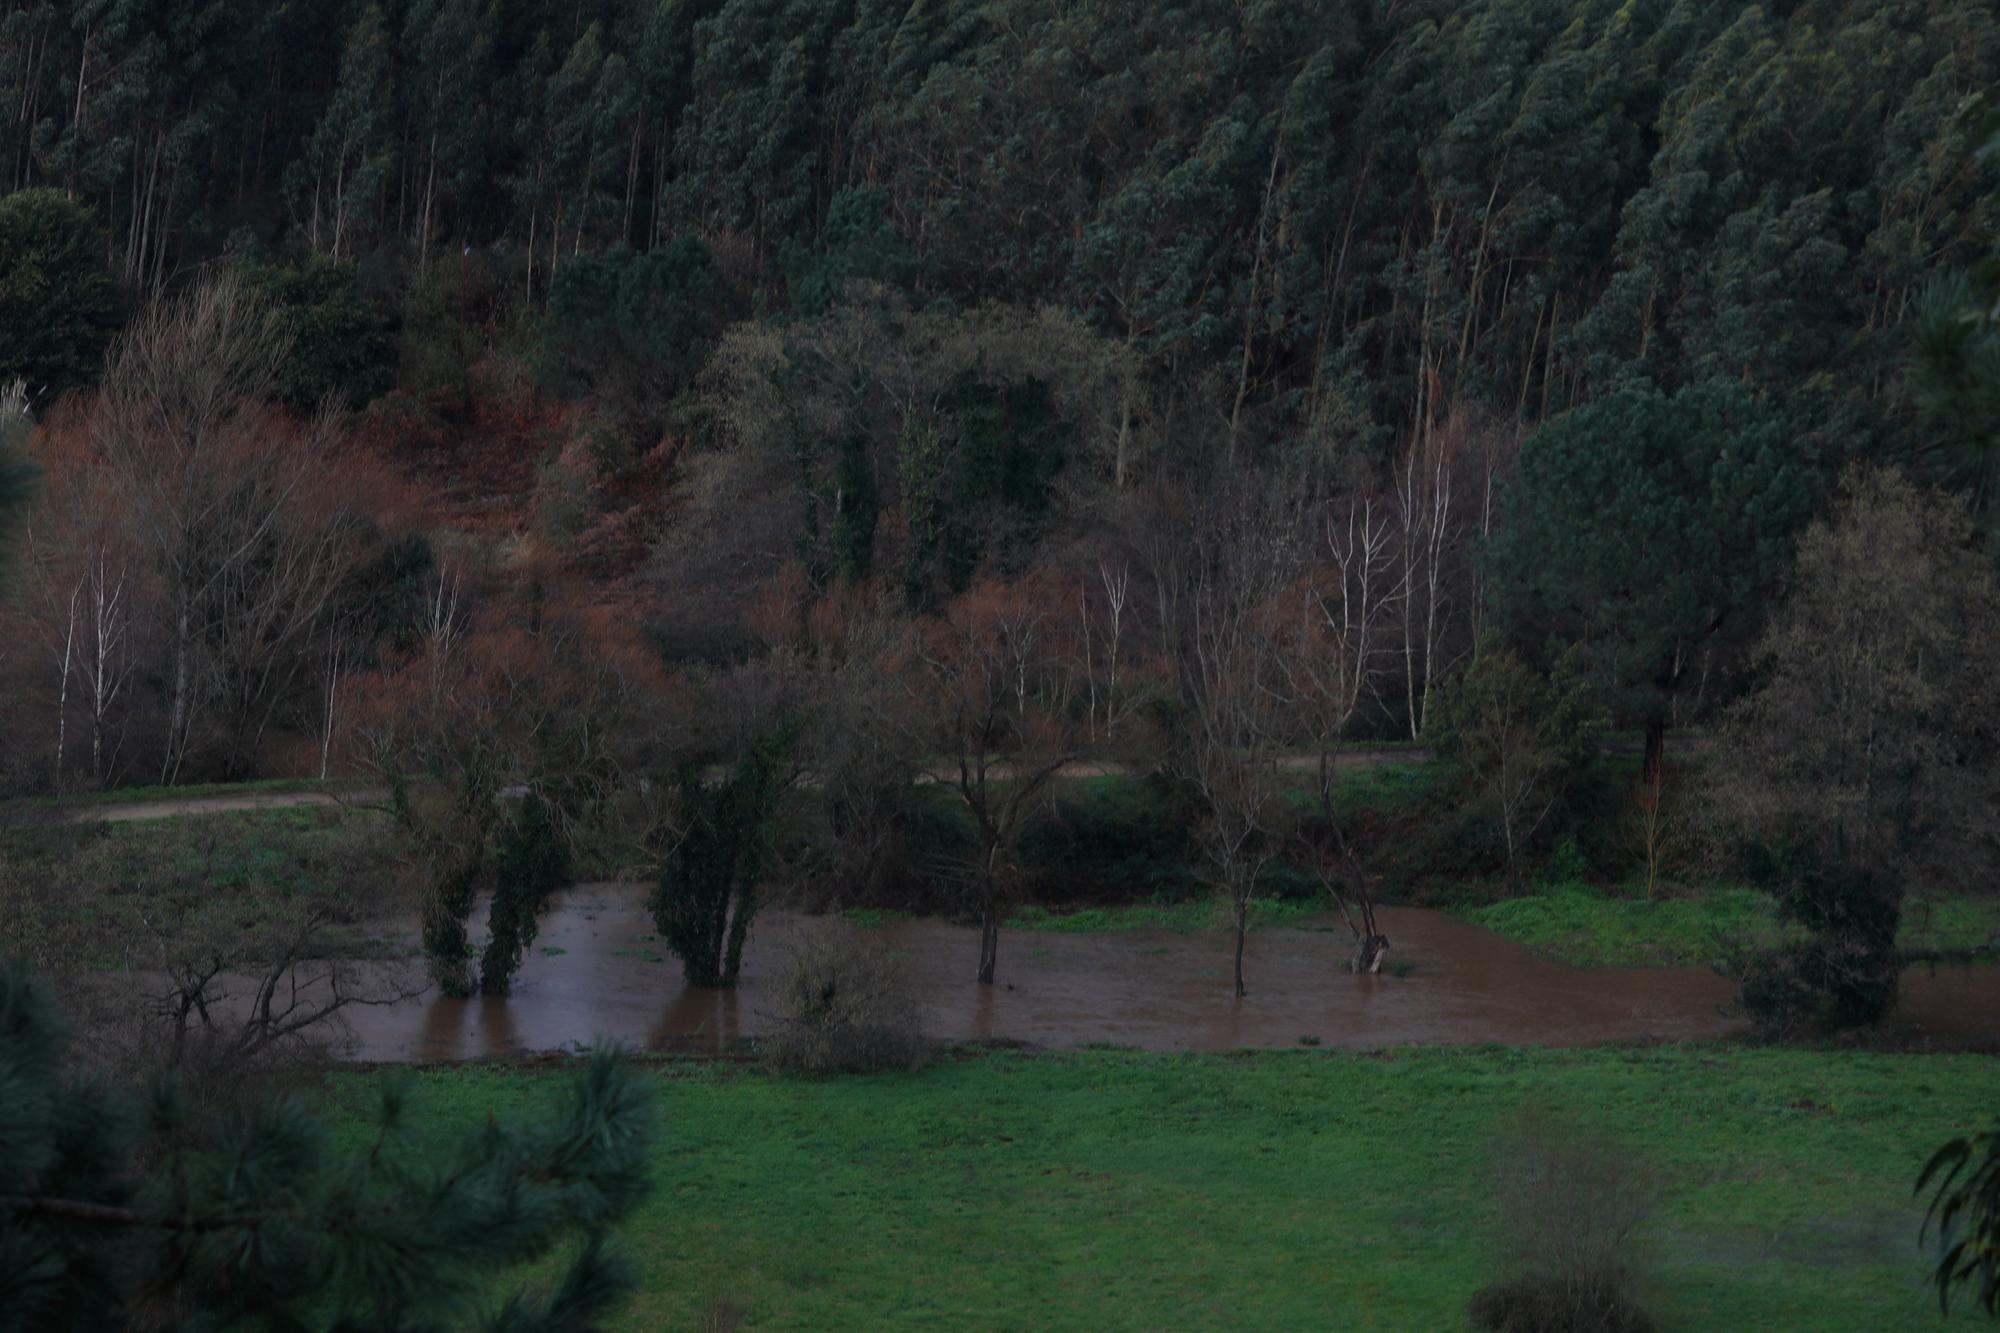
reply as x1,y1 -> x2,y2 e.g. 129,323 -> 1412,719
322,1045 -> 2000,1329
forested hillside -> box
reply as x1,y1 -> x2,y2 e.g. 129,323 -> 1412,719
0,0 -> 1995,788
10,13 -> 2000,1324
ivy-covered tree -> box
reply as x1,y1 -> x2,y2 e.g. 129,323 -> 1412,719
650,731 -> 794,990
0,962 -> 656,1330
480,791 -> 576,995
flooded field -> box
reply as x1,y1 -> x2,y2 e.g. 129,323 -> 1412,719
331,886 -> 2000,1061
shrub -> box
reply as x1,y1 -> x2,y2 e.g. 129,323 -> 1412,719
1735,838 -> 1902,1034
244,256 -> 396,408
1469,1111 -> 1656,1333
762,927 -> 928,1077
1468,1276 -> 1657,1333
1257,859 -> 1321,902
1016,774 -> 1199,901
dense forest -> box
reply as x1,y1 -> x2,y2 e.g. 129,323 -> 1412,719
0,0 -> 1994,790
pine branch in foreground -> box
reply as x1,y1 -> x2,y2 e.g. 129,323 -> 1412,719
0,962 -> 656,1331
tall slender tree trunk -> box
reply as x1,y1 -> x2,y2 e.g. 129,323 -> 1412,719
1232,884 -> 1249,999
977,908 -> 1000,986
163,596 -> 193,785
53,583 -> 77,790
976,847 -> 1001,985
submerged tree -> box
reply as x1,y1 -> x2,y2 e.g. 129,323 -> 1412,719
0,962 -> 656,1330
918,574 -> 1081,986
650,730 -> 795,989
361,570 -> 646,997
1156,461 -> 1314,998
1278,489 -> 1402,972
481,791 -> 575,995
1726,466 -> 2000,1032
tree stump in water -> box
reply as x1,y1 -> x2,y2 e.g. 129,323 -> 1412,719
1353,935 -> 1391,975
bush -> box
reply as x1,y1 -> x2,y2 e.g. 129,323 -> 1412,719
762,927 -> 928,1077
1016,774 -> 1199,901
1469,1111 -> 1656,1333
1257,859 -> 1321,902
1381,799 -> 1508,888
1468,1276 -> 1657,1333
1735,839 -> 1902,1034
535,238 -> 731,437
244,256 -> 396,408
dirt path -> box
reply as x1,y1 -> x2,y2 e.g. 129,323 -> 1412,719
11,788 -> 387,826
27,747 -> 1435,826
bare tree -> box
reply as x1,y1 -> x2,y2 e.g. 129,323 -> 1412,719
781,589 -> 929,908
1433,644 -> 1601,892
93,272 -> 296,781
1395,424 -> 1458,740
1726,466 -> 2000,890
146,906 -> 422,1082
15,410 -> 146,789
1158,463 -> 1313,997
1071,559 -> 1147,743
1279,490 -> 1402,972
918,574 -> 1081,985
202,411 -> 374,775
1620,762 -> 1683,901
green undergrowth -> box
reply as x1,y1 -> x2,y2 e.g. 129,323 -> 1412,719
0,805 -> 407,969
1465,884 -> 2000,970
322,1046 -> 2000,1330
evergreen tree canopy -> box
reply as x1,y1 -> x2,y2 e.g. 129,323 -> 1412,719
1484,380 -> 1821,750
0,189 -> 120,404
244,257 -> 398,409
0,963 -> 656,1331
536,237 -> 731,432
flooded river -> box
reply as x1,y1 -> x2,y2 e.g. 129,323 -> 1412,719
330,886 -> 2000,1061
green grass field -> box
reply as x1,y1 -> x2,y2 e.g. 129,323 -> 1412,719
1466,885 -> 2000,969
326,1047 -> 1996,1330
0,805 -> 410,969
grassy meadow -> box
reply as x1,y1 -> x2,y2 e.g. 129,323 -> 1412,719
328,1046 -> 1997,1331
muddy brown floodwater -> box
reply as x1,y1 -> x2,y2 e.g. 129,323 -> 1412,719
328,886 -> 2000,1062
